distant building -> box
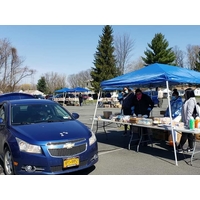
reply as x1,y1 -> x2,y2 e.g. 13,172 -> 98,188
194,88 -> 200,96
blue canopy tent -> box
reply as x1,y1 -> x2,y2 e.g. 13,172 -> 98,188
72,87 -> 90,92
101,63 -> 200,88
102,87 -> 123,91
54,88 -> 73,93
54,88 -> 75,106
91,63 -> 200,166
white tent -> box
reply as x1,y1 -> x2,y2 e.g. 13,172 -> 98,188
162,88 -> 171,93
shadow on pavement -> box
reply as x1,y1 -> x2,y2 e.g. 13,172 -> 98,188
65,165 -> 96,175
95,129 -> 197,166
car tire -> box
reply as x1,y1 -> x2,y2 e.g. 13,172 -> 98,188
4,147 -> 15,175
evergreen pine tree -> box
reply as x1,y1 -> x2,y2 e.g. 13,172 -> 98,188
142,33 -> 176,65
90,25 -> 118,93
37,76 -> 47,93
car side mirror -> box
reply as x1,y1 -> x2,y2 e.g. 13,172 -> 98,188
72,113 -> 79,119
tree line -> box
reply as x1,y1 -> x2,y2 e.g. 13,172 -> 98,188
0,26 -> 200,94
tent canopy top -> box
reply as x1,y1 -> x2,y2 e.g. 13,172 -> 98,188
54,87 -> 89,93
101,63 -> 200,88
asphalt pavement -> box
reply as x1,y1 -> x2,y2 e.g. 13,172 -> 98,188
1,99 -> 200,175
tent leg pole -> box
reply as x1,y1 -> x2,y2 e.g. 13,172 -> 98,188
165,81 -> 178,166
91,91 -> 100,132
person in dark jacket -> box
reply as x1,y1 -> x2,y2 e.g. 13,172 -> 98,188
78,93 -> 83,106
132,88 -> 154,146
132,88 -> 154,117
122,87 -> 135,136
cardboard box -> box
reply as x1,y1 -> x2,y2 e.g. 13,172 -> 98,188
160,110 -> 165,115
168,131 -> 182,146
195,134 -> 200,140
152,129 -> 168,141
103,111 -> 112,119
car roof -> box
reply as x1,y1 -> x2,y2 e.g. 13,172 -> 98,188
0,92 -> 35,103
2,99 -> 56,106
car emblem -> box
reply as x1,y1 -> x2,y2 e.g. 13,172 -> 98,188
60,132 -> 68,137
63,143 -> 74,149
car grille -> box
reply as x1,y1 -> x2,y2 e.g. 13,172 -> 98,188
47,139 -> 87,157
48,143 -> 86,156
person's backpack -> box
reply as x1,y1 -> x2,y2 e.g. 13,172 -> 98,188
193,103 -> 200,118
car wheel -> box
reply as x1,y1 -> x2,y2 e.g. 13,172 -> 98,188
4,147 -> 15,175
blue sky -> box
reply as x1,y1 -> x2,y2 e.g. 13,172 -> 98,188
0,1 -> 200,84
0,25 -> 200,84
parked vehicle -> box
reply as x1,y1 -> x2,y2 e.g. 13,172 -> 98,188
33,94 -> 45,99
82,94 -> 89,100
0,93 -> 98,175
45,94 -> 54,100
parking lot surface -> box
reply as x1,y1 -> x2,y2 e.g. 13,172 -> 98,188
1,99 -> 200,175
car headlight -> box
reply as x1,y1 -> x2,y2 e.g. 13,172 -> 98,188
89,131 -> 97,146
16,138 -> 42,154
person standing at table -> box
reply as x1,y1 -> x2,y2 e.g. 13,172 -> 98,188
164,89 -> 183,121
164,89 -> 183,146
132,88 -> 154,117
121,87 -> 135,136
157,87 -> 163,108
176,88 -> 200,153
132,88 -> 154,145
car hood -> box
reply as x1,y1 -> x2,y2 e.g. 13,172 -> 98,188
11,120 -> 91,144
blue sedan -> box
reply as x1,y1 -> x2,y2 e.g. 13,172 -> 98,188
0,93 -> 98,175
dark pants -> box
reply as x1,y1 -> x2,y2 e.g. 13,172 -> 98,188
178,132 -> 194,149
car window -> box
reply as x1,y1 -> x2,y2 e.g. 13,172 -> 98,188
53,105 -> 72,119
11,103 -> 73,125
0,104 -> 5,122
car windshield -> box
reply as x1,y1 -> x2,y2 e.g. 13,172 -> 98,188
11,103 -> 73,125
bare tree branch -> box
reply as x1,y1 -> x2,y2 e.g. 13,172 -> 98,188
0,38 -> 36,92
173,45 -> 185,67
115,33 -> 135,75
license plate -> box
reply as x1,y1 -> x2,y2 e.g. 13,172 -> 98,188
63,157 -> 79,168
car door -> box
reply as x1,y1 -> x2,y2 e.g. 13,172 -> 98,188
0,103 -> 7,156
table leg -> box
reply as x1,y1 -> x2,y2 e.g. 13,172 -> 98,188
137,127 -> 143,152
103,121 -> 107,134
128,133 -> 134,150
190,138 -> 197,166
95,121 -> 99,133
137,127 -> 153,152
